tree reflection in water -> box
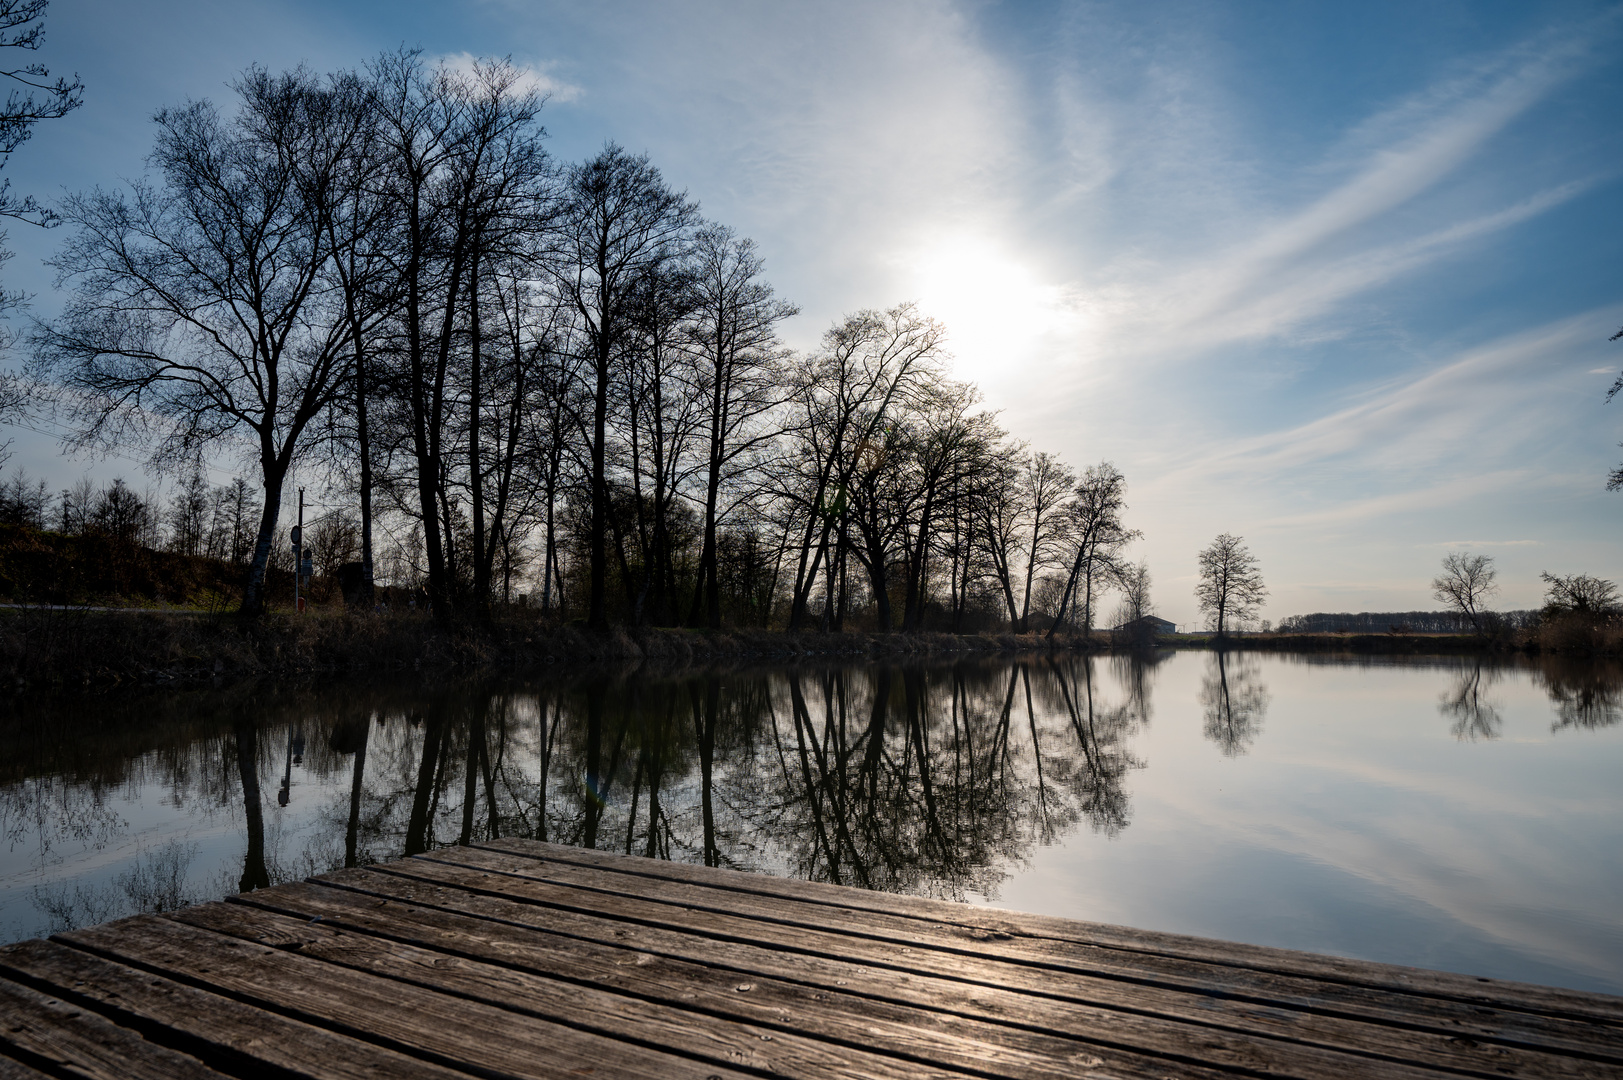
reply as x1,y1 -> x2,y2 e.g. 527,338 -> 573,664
1439,662 -> 1503,741
0,658 -> 1152,915
1537,658 -> 1623,732
1200,651 -> 1270,756
5,651 -> 1618,937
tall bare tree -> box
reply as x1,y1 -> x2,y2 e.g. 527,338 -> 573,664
1017,451 -> 1073,633
782,304 -> 944,630
1195,532 -> 1267,635
686,224 -> 796,628
372,52 -> 551,622
546,144 -> 698,629
37,68 -> 372,614
1048,463 -> 1138,640
0,1 -> 79,420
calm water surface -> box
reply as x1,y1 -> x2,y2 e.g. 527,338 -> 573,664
2,650 -> 1620,994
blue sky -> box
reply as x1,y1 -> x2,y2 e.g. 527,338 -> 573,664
1,0 -> 1619,624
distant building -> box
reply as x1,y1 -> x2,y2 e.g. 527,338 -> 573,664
1113,615 -> 1177,635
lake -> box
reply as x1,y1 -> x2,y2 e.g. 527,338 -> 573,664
2,649 -> 1619,995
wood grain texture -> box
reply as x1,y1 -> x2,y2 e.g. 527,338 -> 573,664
0,938 -> 472,1080
456,843 -> 1623,1058
172,900 -> 1017,1080
477,838 -> 1623,1024
387,849 -> 1618,1078
221,879 -> 1245,1080
0,1053 -> 54,1080
57,913 -> 757,1080
0,973 -> 227,1080
1,838 -> 1617,1080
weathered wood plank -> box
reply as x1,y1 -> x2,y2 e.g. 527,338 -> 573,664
0,974 -> 227,1080
221,879 -> 1253,1080
173,899 -> 1086,1080
478,838 -> 1623,1025
0,938 -> 473,1080
0,1051 -> 59,1079
2,836 -> 1614,1080
448,846 -> 1623,1058
349,860 -> 1608,1080
57,913 -> 758,1080
404,848 -> 1623,1071
443,844 -> 1623,1054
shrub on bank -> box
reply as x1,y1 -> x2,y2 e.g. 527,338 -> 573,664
1538,610 -> 1623,655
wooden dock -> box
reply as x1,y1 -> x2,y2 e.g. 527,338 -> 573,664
0,840 -> 1619,1079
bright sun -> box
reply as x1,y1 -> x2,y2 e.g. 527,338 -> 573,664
906,234 -> 1078,387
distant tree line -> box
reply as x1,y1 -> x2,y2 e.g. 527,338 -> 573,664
1276,610 -> 1539,634
20,51 -> 1158,632
1278,550 -> 1622,636
0,466 -> 255,561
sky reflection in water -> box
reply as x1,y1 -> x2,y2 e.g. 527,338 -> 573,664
1,651 -> 1618,994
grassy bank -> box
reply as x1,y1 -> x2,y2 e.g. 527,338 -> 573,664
7,605 -> 1619,690
1165,619 -> 1623,657
1165,631 -> 1503,654
0,606 -> 1099,688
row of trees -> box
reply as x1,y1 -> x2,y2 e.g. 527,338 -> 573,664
1431,551 -> 1620,629
23,51 -> 1170,633
0,467 -> 258,556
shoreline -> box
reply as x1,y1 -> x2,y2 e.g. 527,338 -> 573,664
0,607 -> 1104,688
1,606 -> 1592,690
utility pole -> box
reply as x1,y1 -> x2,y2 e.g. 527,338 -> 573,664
293,487 -> 306,614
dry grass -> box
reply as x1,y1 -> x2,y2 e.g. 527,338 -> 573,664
1536,611 -> 1623,656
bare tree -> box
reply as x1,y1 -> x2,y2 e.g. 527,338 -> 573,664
1195,533 -> 1266,635
973,439 -> 1027,628
371,51 -> 553,622
1048,462 -> 1138,640
1113,560 -> 1152,626
306,510 -> 361,578
1017,451 -> 1073,633
1540,571 -> 1618,614
0,0 -> 80,420
0,0 -> 78,231
1431,551 -> 1498,631
165,461 -> 209,555
781,304 -> 945,630
36,68 -> 373,615
546,144 -> 698,630
685,224 -> 796,629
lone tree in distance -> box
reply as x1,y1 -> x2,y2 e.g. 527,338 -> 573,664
1431,551 -> 1498,631
1195,533 -> 1266,636
1539,571 -> 1618,615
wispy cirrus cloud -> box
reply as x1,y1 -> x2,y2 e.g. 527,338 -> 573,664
1158,306 -> 1620,483
436,51 -> 584,104
1429,540 -> 1542,548
1026,13 -> 1619,382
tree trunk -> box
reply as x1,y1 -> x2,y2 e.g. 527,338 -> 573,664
234,718 -> 270,892
355,349 -> 375,607
239,458 -> 287,618
588,337 -> 611,630
468,240 -> 490,622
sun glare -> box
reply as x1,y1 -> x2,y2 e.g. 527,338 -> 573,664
906,234 -> 1078,387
